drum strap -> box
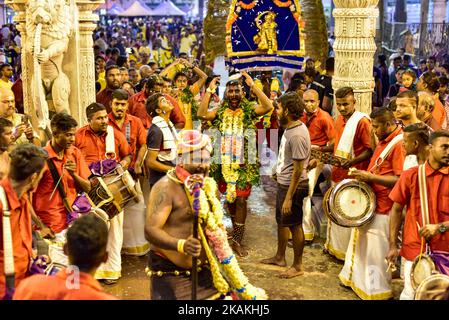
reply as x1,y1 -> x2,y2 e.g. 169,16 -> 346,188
0,186 -> 15,296
46,159 -> 73,215
418,164 -> 430,227
369,134 -> 403,172
125,123 -> 131,145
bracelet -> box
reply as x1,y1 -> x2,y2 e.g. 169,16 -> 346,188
206,88 -> 215,94
177,239 -> 186,254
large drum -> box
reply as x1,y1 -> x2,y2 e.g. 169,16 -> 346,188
411,254 -> 439,290
323,179 -> 376,228
415,274 -> 449,300
88,165 -> 139,219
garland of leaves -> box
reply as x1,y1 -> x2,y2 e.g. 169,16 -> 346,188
210,99 -> 260,194
180,87 -> 199,122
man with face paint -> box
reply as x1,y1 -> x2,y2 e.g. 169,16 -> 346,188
388,130 -> 449,300
339,108 -> 405,300
197,71 -> 274,257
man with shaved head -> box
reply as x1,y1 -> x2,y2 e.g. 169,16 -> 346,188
301,89 -> 335,242
139,65 -> 153,79
0,87 -> 40,146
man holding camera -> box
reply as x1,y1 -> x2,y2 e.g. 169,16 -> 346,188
0,88 -> 40,146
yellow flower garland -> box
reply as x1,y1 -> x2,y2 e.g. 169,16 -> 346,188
221,109 -> 244,203
186,177 -> 268,300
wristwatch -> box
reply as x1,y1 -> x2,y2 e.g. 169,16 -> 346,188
438,223 -> 447,234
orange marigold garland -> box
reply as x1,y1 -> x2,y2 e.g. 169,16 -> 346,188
273,0 -> 291,8
238,0 -> 257,10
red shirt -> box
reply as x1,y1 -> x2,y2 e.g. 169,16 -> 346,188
389,162 -> 449,261
367,126 -> 405,214
433,97 -> 446,127
13,268 -> 117,300
74,125 -> 131,165
96,88 -> 114,113
32,143 -> 91,233
0,178 -> 33,298
108,113 -> 147,167
128,91 -> 185,129
301,108 -> 335,146
332,115 -> 372,183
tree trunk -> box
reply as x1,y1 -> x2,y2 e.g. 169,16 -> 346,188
394,0 -> 407,23
300,0 -> 329,68
419,0 -> 430,58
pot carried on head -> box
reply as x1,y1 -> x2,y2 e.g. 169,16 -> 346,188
323,179 -> 376,228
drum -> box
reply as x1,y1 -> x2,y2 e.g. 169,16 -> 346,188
324,179 -> 376,228
414,274 -> 449,300
310,149 -> 345,167
88,165 -> 139,219
411,254 -> 439,290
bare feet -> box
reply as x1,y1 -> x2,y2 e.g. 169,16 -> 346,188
279,266 -> 304,279
231,241 -> 248,257
260,256 -> 287,267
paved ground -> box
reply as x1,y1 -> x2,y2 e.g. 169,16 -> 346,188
102,175 -> 404,300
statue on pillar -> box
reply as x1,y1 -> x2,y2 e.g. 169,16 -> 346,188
25,0 -> 73,132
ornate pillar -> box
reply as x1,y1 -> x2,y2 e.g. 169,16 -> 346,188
5,0 -> 102,132
332,0 -> 379,115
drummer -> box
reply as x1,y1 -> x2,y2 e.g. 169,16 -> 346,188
324,87 -> 373,260
75,103 -> 132,285
388,130 -> 449,300
339,108 -> 405,300
301,89 -> 335,242
107,89 -> 150,257
33,113 -> 92,265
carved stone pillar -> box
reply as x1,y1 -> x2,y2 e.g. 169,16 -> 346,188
332,0 -> 379,115
5,0 -> 102,132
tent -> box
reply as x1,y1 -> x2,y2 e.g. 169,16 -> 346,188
107,4 -> 124,15
150,0 -> 186,16
118,0 -> 153,16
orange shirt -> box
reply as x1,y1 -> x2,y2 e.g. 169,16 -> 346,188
0,177 -> 33,298
108,113 -> 147,167
332,115 -> 372,183
32,143 -> 91,234
96,88 -> 114,113
301,108 -> 335,146
367,126 -> 405,214
389,162 -> 449,261
74,125 -> 131,165
432,97 -> 446,127
128,91 -> 185,129
13,268 -> 117,300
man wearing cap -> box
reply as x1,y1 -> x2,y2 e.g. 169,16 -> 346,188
197,71 -> 274,257
145,130 -> 219,300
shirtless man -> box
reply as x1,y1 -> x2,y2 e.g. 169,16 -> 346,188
144,130 -> 218,300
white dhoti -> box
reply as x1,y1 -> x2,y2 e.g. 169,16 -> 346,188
122,191 -> 150,256
339,214 -> 393,300
400,258 -> 415,300
47,229 -> 69,266
324,220 -> 351,261
302,164 -> 323,241
95,211 -> 124,280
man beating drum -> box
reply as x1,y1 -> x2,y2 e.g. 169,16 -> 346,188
32,113 -> 92,266
75,103 -> 132,285
388,130 -> 449,300
324,87 -> 373,260
338,108 -> 405,300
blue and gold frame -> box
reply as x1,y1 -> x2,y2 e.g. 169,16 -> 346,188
225,0 -> 306,71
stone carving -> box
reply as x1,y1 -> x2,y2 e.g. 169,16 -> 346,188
332,0 -> 379,114
26,0 -> 73,130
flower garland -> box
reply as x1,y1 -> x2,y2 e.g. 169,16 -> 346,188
273,0 -> 291,7
187,176 -> 267,300
238,0 -> 257,10
221,108 -> 244,203
210,99 -> 260,195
